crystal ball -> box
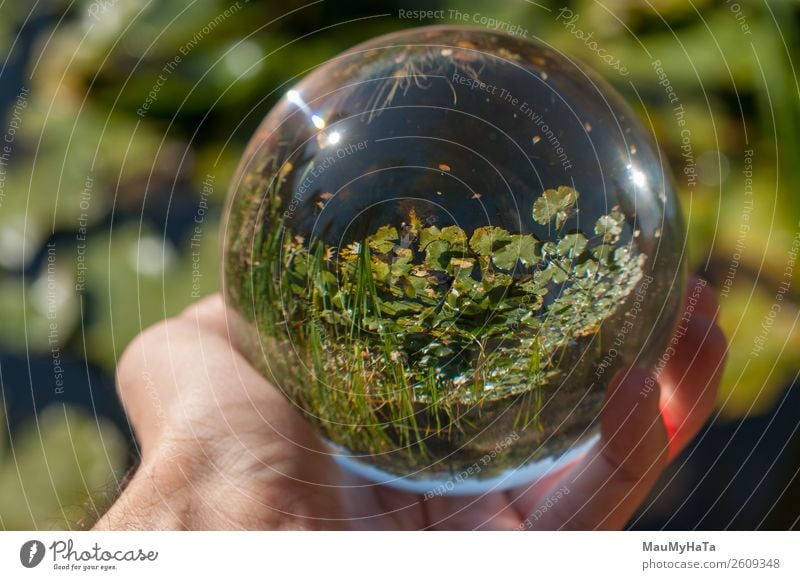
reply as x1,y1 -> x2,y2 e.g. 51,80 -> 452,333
222,26 -> 685,493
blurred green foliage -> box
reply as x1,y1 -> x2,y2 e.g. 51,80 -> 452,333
0,0 -> 798,529
0,404 -> 127,529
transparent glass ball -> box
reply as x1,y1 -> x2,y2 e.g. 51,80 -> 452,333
222,26 -> 685,493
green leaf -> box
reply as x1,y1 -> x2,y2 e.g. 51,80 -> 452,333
491,234 -> 537,270
368,225 -> 399,253
492,243 -> 520,270
424,240 -> 451,270
391,261 -> 413,278
370,258 -> 391,282
591,244 -> 613,262
380,300 -> 424,316
408,273 -> 432,297
533,267 -> 554,286
439,225 -> 468,248
449,256 -> 475,277
331,291 -> 345,309
540,241 -> 558,259
393,247 -> 414,264
469,226 -> 512,256
532,186 -> 579,227
594,209 -> 625,241
484,272 -> 513,290
557,233 -> 587,258
291,252 -> 309,276
315,270 -> 338,291
419,226 -> 441,249
389,248 -> 414,279
519,280 -> 549,300
515,234 -> 540,266
460,299 -> 486,316
544,262 -> 568,284
452,258 -> 477,293
399,276 -> 417,298
613,246 -> 633,265
574,258 -> 599,277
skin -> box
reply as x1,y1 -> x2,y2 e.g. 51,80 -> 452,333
94,277 -> 726,530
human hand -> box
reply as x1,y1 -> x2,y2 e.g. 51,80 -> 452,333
93,276 -> 726,530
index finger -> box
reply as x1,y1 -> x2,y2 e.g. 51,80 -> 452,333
658,277 -> 727,459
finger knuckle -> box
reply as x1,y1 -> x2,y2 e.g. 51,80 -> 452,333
180,294 -> 225,323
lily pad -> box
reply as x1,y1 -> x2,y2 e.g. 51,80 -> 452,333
557,233 -> 587,258
469,226 -> 513,256
419,225 -> 442,249
491,234 -> 538,270
369,225 -> 399,253
532,186 -> 579,228
594,209 -> 625,241
424,240 -> 451,270
439,225 -> 468,248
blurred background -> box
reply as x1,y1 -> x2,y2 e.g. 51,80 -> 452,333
0,0 -> 798,530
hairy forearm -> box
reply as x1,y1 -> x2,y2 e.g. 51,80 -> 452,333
93,457 -> 201,530
92,442 -> 336,530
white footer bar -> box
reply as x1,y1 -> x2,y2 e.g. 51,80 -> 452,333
1,531 -> 797,579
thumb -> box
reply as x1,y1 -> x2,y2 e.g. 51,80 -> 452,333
115,294 -> 330,473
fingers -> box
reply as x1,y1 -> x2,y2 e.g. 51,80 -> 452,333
424,492 -> 524,530
658,278 -> 727,459
686,275 -> 720,322
508,277 -> 726,529
181,293 -> 233,339
518,367 -> 669,530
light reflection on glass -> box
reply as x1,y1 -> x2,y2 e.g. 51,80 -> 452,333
287,90 -> 327,130
627,163 -> 647,188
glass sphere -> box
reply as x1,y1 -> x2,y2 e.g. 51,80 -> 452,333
222,26 -> 685,493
